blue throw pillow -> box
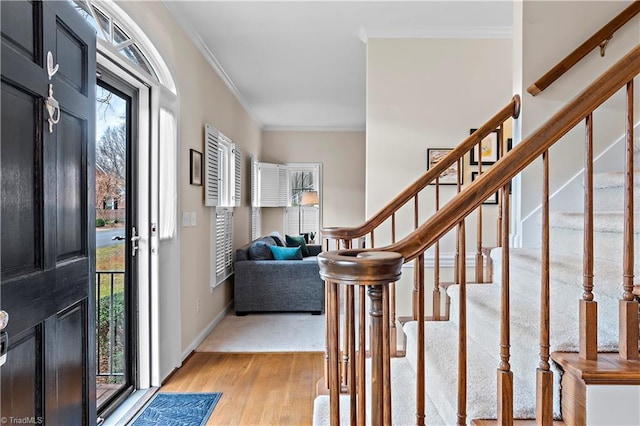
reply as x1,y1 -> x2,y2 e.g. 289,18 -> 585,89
269,245 -> 303,260
285,234 -> 310,257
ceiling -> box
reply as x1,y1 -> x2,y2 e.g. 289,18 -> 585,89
164,1 -> 513,131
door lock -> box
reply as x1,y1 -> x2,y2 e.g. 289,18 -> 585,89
0,310 -> 9,367
131,226 -> 141,257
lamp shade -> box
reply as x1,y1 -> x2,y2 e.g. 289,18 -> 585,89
300,191 -> 319,206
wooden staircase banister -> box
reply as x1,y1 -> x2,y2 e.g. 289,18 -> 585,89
379,43 -> 640,262
321,95 -> 521,241
528,0 -> 640,96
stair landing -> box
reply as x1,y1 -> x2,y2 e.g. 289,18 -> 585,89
471,421 -> 565,425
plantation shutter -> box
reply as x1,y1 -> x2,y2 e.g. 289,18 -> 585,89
285,206 -> 319,236
204,124 -> 220,207
256,163 -> 289,207
251,207 -> 261,241
251,157 -> 259,207
233,144 -> 242,207
213,207 -> 234,286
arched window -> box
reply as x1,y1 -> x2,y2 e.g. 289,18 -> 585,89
70,0 -> 176,94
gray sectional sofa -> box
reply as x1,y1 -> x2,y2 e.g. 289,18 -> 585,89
233,235 -> 325,315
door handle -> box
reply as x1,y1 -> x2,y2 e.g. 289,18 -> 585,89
131,226 -> 141,257
0,311 -> 8,367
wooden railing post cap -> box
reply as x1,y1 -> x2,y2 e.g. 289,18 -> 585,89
318,250 -> 403,285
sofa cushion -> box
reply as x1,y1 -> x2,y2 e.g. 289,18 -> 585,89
269,245 -> 303,260
248,240 -> 275,260
286,234 -> 309,257
269,231 -> 286,247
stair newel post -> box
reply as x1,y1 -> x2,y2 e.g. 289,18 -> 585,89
382,284 -> 392,426
457,220 -> 467,426
434,180 -> 442,320
497,184 -> 513,425
327,280 -> 341,425
620,79 -> 639,360
319,250 -> 403,426
537,150 -> 554,425
476,149 -> 484,283
581,113 -> 598,361
416,253 -> 426,426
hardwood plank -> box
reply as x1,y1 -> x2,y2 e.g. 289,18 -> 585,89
161,352 -> 324,425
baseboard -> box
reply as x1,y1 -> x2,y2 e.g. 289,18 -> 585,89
181,301 -> 233,362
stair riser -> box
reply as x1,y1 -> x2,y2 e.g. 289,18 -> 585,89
593,188 -> 640,212
549,227 -> 640,267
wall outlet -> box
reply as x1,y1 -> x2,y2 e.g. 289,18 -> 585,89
196,298 -> 201,314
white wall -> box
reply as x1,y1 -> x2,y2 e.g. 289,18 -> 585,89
116,1 -> 262,362
261,131 -> 366,236
515,0 -> 640,246
366,38 -> 513,251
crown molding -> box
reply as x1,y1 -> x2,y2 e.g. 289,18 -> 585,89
359,26 -> 513,43
162,1 -> 263,128
262,125 -> 365,133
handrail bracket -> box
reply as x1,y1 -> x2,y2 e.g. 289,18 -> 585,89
600,36 -> 613,57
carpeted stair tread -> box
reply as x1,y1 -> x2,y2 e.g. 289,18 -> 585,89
312,357 -> 446,426
403,320 -> 543,422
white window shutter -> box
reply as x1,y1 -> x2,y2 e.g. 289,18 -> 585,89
285,206 -> 319,236
278,166 -> 290,206
257,163 -> 284,207
251,207 -> 261,240
233,144 -> 242,207
204,124 -> 219,207
213,207 -> 234,286
251,157 -> 259,207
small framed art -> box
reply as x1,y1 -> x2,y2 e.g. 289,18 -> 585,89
469,129 -> 500,166
427,148 -> 462,185
471,171 -> 498,205
190,149 -> 203,186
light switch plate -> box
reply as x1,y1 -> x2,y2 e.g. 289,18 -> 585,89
182,212 -> 190,227
190,211 -> 197,226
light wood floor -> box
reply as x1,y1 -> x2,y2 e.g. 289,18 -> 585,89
161,352 -> 324,426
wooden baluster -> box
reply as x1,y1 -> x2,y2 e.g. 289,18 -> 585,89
370,230 -> 375,249
537,150 -> 554,425
497,125 -> 505,247
457,220 -> 467,426
390,214 -> 397,356
416,253 -> 426,426
346,285 -> 356,426
369,284 -> 384,425
342,240 -> 352,390
620,79 -> 640,360
476,152 -> 484,283
434,180 -> 442,320
328,280 -> 341,425
413,193 -> 421,321
454,169 -> 462,284
324,259 -> 330,389
498,184 -> 513,425
581,113 -> 598,361
358,286 -> 366,426
415,192 -> 419,230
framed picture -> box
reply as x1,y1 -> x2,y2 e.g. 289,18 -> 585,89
471,171 -> 498,205
427,148 -> 462,185
190,149 -> 202,186
469,129 -> 500,165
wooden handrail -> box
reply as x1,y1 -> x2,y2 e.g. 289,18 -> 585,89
384,43 -> 640,262
528,1 -> 640,96
321,95 -> 521,240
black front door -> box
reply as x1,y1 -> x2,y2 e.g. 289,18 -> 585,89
1,1 -> 96,424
